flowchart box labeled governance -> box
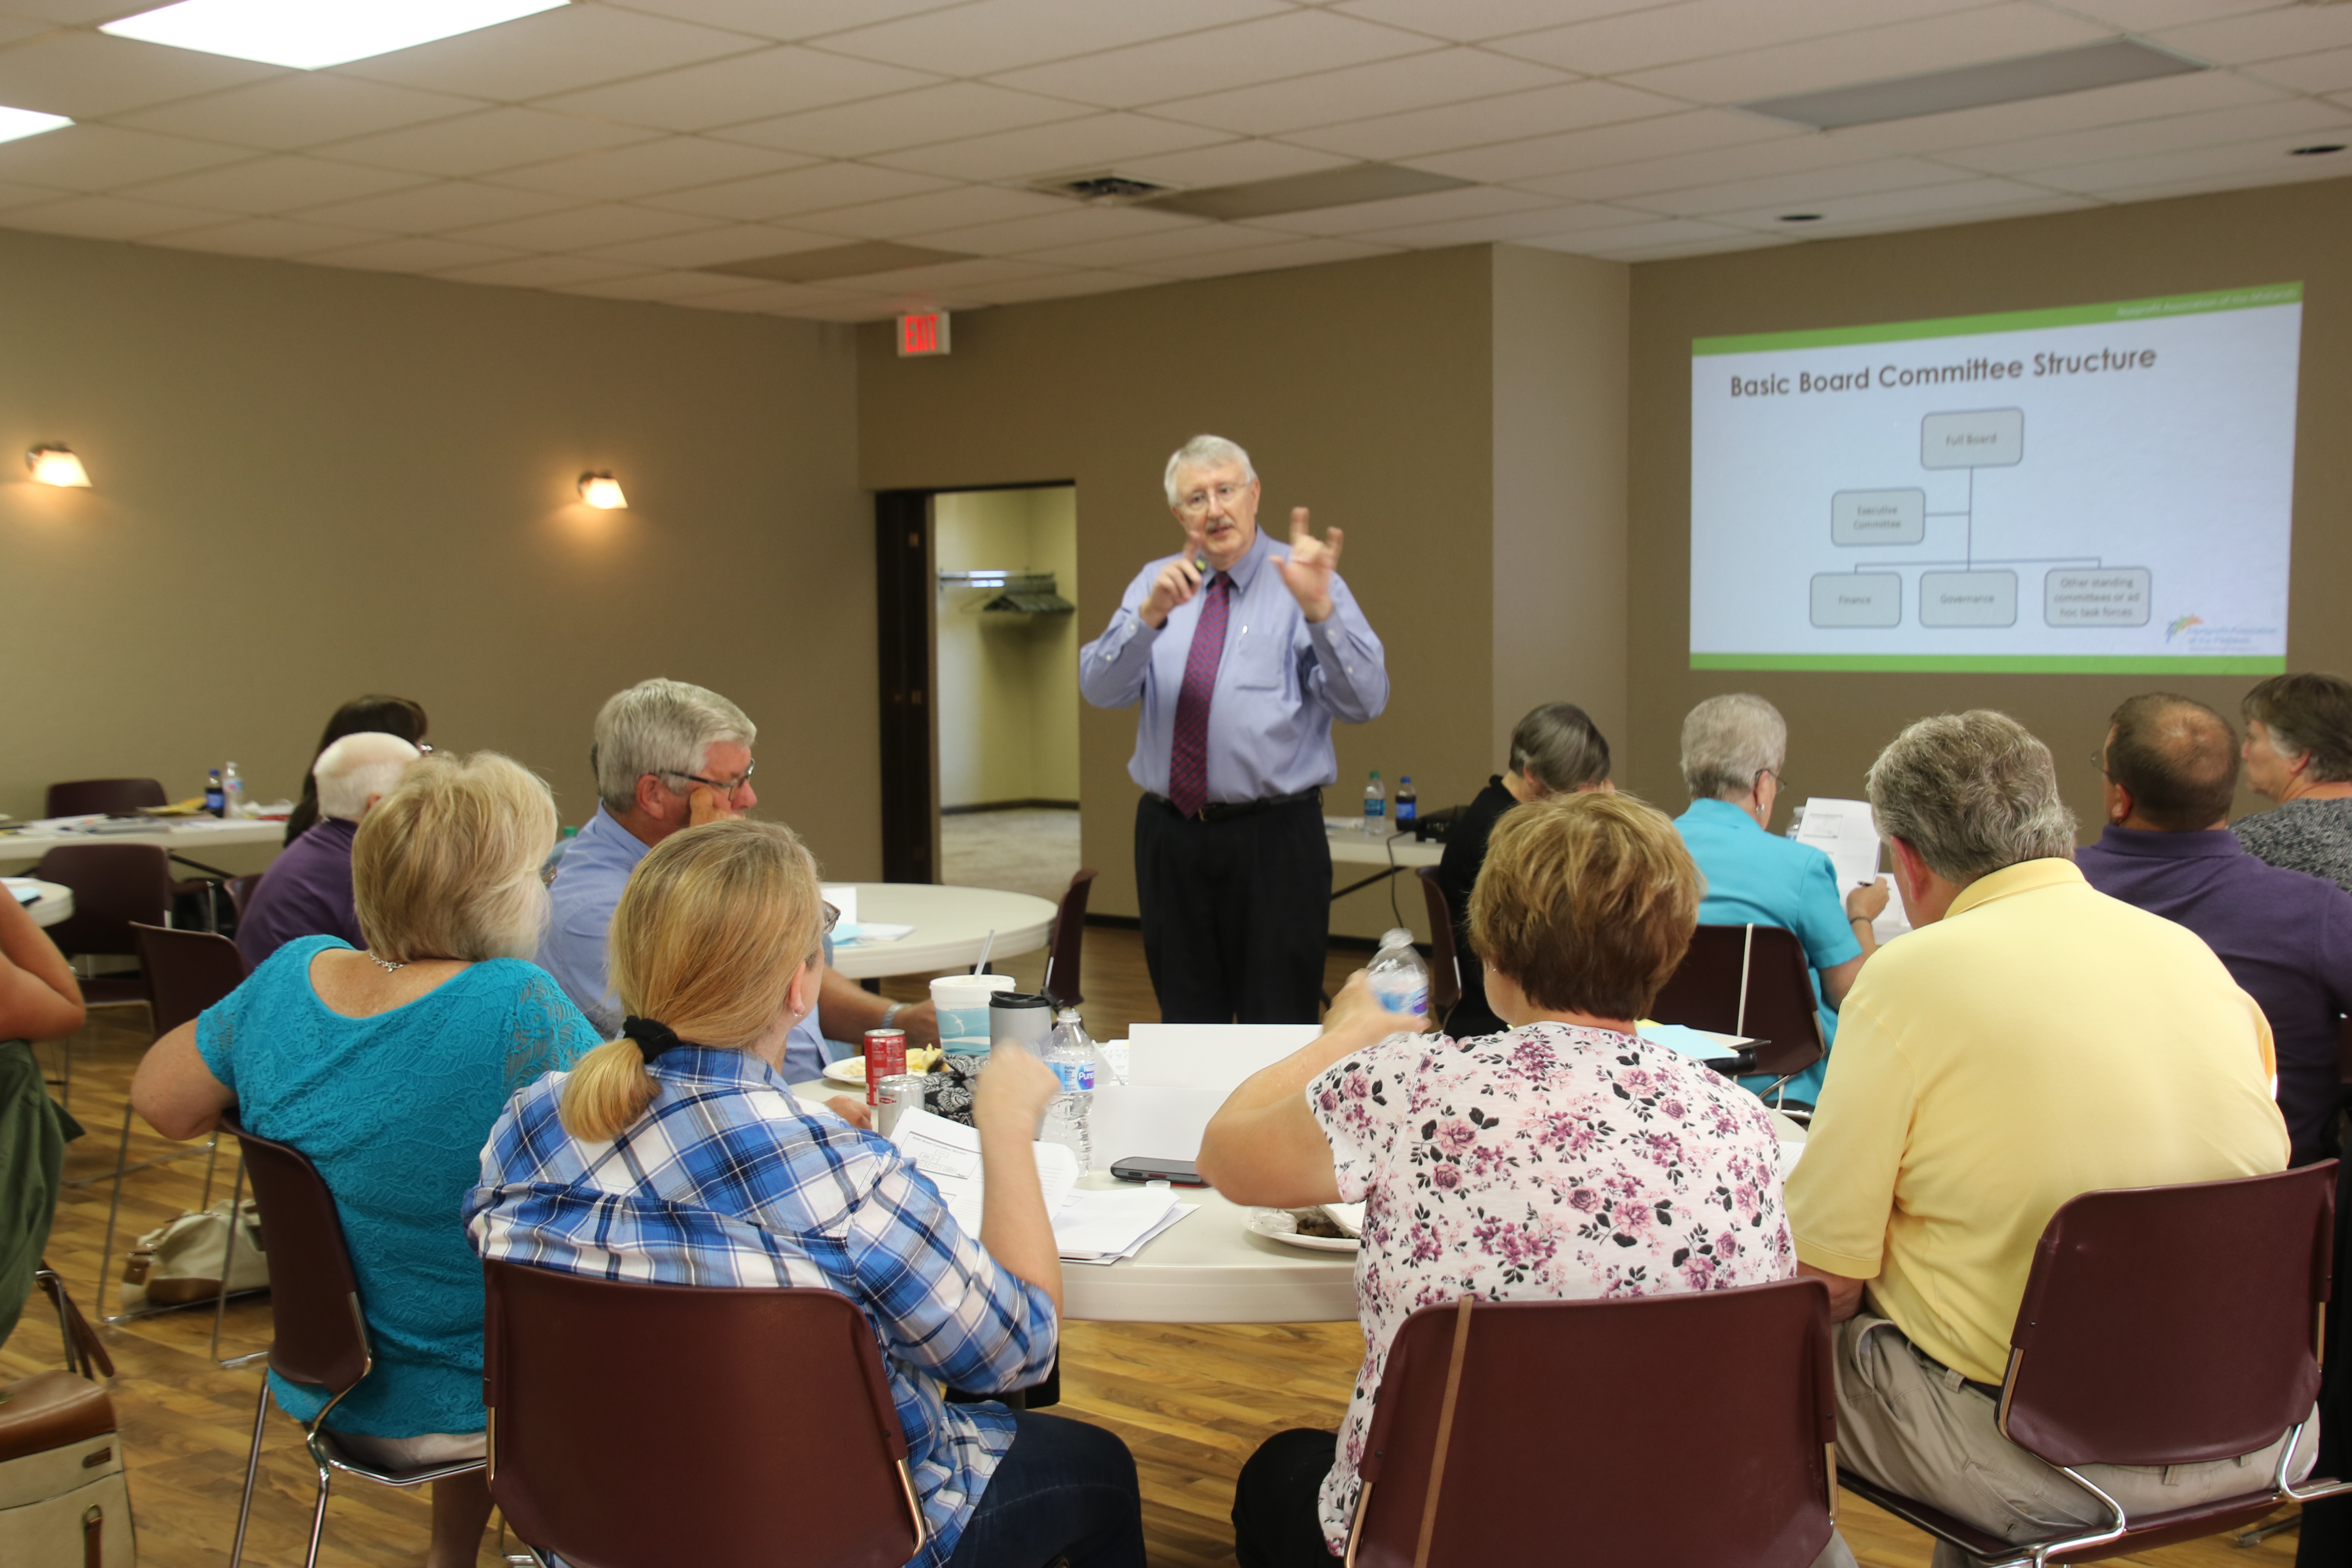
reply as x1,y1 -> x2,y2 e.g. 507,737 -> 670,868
2044,568 -> 2151,626
1920,570 -> 2017,626
1812,573 -> 1903,628
1832,490 -> 1926,544
1921,409 -> 2023,469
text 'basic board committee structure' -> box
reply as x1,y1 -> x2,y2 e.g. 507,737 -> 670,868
1688,284 -> 2303,674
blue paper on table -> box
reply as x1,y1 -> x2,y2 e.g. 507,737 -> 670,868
1636,1022 -> 1751,1063
833,921 -> 915,947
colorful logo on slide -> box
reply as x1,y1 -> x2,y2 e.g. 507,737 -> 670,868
2166,614 -> 2205,642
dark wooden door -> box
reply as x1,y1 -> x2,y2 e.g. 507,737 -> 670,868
875,490 -> 937,884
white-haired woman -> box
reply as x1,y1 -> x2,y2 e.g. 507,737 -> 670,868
134,752 -> 602,1568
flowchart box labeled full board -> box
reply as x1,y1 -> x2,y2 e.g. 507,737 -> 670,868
1831,489 -> 1926,544
1921,408 -> 2023,469
1812,572 -> 1902,627
2044,568 -> 2151,626
1920,570 -> 2018,626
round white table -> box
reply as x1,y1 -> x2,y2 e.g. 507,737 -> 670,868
8,880 -> 74,928
830,882 -> 1058,980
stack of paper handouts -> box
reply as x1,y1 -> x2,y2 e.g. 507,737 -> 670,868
890,1107 -> 1195,1265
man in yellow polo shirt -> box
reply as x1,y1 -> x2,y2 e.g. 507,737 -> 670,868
1787,711 -> 2305,1565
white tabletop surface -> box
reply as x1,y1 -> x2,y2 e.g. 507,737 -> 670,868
6,879 -> 74,928
0,815 -> 287,867
1324,822 -> 1442,868
829,882 -> 1059,980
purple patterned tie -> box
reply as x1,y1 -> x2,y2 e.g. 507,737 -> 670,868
1167,572 -> 1231,818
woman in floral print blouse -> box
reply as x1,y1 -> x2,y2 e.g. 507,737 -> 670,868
1200,791 -> 1846,1568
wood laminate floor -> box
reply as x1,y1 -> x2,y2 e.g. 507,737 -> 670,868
3,927 -> 2305,1566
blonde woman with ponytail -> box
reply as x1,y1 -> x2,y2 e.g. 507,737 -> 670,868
468,819 -> 1145,1568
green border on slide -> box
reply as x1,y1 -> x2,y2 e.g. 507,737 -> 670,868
1691,283 -> 2302,356
1690,653 -> 2287,673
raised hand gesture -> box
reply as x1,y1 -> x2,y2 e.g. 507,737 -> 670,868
1274,507 -> 1341,623
1142,517 -> 1210,628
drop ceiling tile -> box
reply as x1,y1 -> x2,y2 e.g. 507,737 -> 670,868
678,279 -> 865,312
1559,214 -> 1753,253
2043,0 -> 2275,28
113,74 -> 489,152
1639,156 -> 1983,217
1512,129 -> 1877,201
600,0 -> 963,43
118,154 -> 429,216
556,267 -> 773,301
334,5 -> 767,101
2032,132 -> 2352,195
485,136 -> 813,200
303,236 -> 531,273
1103,140 -> 1351,189
1575,229 -> 1796,261
1328,0 -> 1668,46
716,82 -> 1094,160
2,193 -> 227,240
910,202 -> 1203,255
2076,149 -> 2352,202
296,181 -> 581,234
0,123 -> 250,192
1773,191 -> 2097,237
583,221 -> 839,266
538,45 -> 941,132
0,1 -> 160,18
445,201 -> 712,250
323,108 -> 661,178
0,15 -> 52,47
1617,4 -> 2116,107
1831,65 -> 2285,154
1121,233 -> 1396,278
1245,182 -> 1556,235
952,267 -> 1158,304
789,181 -> 1072,238
430,254 -> 651,288
1413,107 -> 1800,184
157,215 -> 389,257
1145,47 -> 1571,138
0,32 -> 281,119
1352,198 -> 1655,245
1018,220 -> 1299,266
817,0 -> 1287,78
869,112 -> 1229,182
632,160 -> 952,220
761,293 -> 906,321
1282,78 -> 1688,161
1940,97 -> 2351,175
2153,7 -> 2352,66
0,179 -> 70,211
1703,175 -> 2078,229
2243,45 -> 2352,97
1490,0 -> 1986,78
828,255 -> 1060,292
991,11 -> 1437,110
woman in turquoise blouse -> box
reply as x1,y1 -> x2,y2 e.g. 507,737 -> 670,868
134,751 -> 598,1568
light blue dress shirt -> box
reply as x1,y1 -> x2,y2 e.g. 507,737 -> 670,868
1671,798 -> 1862,1107
539,805 -> 826,1081
1079,526 -> 1387,802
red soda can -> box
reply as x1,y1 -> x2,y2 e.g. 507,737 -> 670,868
863,1028 -> 907,1105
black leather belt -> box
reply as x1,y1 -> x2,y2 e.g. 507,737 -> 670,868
1909,1341 -> 2004,1403
1145,787 -> 1320,822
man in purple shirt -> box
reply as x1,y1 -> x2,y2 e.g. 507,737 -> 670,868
2076,693 -> 2352,1164
233,733 -> 419,967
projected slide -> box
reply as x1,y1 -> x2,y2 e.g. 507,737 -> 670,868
1689,284 -> 2301,673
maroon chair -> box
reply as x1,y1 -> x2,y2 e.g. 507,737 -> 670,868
221,1116 -> 486,1568
1411,866 -> 1464,1020
1840,1165 -> 2352,1564
1039,866 -> 1099,1008
1344,1281 -> 1837,1568
483,1259 -> 927,1568
29,843 -> 175,1009
45,778 -> 167,818
1649,924 -> 1824,1103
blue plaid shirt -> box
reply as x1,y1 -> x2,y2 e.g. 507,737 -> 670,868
465,1046 -> 1058,1565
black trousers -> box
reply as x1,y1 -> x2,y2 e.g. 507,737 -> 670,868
1232,1428 -> 1343,1568
1134,793 -> 1330,1024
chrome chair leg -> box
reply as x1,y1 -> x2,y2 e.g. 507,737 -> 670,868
93,1100 -> 136,1307
229,1377 -> 269,1568
303,1457 -> 334,1568
198,1131 -> 221,1209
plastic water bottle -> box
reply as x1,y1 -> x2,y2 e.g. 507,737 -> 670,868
1363,770 -> 1386,834
221,762 -> 245,818
203,769 -> 225,818
1041,1008 -> 1095,1174
1367,928 -> 1431,1018
1396,775 -> 1417,829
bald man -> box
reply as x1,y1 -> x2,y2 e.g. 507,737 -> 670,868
2077,692 -> 2352,1163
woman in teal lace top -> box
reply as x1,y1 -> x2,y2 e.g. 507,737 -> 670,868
133,751 -> 599,1568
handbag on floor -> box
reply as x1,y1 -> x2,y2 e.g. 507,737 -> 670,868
0,1265 -> 133,1566
119,1198 -> 268,1312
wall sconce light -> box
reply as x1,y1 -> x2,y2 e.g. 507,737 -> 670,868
578,472 -> 627,510
27,444 -> 90,487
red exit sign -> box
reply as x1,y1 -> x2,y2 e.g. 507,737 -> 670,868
897,310 -> 951,357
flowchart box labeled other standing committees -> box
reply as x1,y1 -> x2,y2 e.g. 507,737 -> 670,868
1920,570 -> 2018,626
1921,408 -> 2023,469
1812,573 -> 1903,627
1832,490 -> 1926,544
2045,568 -> 2151,626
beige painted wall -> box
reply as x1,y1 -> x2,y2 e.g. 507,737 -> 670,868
2,227 -> 878,880
1626,177 -> 2352,841
1492,244 -> 1632,776
859,248 -> 1497,937
934,486 -> 1080,808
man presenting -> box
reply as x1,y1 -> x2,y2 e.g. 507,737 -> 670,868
1080,435 -> 1387,1023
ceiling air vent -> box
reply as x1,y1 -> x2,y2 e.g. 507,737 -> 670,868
1036,172 -> 1173,203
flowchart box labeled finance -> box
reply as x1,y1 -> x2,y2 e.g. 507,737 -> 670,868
1921,409 -> 2023,469
1811,572 -> 1903,628
1920,570 -> 2018,626
1831,489 -> 1926,544
2044,568 -> 2151,626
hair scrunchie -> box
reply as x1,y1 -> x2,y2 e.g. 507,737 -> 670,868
622,1015 -> 686,1064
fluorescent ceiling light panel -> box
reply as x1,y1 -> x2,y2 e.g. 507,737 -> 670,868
1742,40 -> 2207,130
102,0 -> 569,72
0,106 -> 71,145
